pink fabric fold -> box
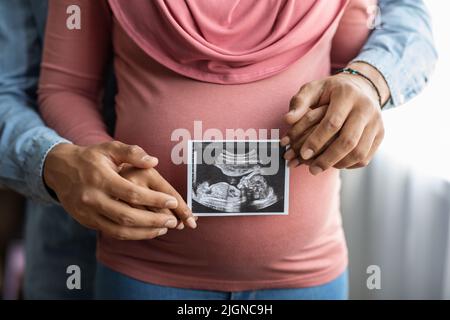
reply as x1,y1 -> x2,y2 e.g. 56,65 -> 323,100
108,0 -> 348,84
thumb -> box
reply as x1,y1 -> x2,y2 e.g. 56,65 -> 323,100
284,80 -> 324,125
105,141 -> 158,169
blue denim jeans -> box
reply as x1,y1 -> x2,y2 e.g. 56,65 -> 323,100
24,202 -> 96,299
95,263 -> 349,300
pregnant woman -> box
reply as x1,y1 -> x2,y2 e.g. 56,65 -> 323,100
38,0 -> 434,299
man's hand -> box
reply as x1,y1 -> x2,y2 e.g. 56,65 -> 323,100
43,141 -> 196,240
281,62 -> 389,174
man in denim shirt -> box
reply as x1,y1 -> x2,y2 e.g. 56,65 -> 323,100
0,0 -> 195,299
0,0 -> 437,299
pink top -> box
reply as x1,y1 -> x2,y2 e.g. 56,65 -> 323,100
39,0 -> 375,291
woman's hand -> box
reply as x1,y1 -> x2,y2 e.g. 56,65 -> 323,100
281,62 -> 389,175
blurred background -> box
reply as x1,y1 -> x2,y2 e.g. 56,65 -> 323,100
0,0 -> 449,299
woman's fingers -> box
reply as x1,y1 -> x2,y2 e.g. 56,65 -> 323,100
284,124 -> 317,161
144,168 -> 197,229
284,81 -> 324,125
288,129 -> 336,168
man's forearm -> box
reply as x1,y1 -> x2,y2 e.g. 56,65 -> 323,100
0,0 -> 68,203
0,99 -> 70,203
352,0 -> 437,109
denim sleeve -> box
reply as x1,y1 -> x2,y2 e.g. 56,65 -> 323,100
352,0 -> 438,110
0,0 -> 69,203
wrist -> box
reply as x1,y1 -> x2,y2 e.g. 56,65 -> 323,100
43,143 -> 81,192
347,62 -> 391,108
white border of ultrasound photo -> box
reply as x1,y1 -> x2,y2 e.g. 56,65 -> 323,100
187,140 -> 290,216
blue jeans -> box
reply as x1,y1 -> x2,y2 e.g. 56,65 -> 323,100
24,202 -> 96,299
95,263 -> 348,300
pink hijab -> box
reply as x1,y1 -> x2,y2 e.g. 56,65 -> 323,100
108,0 -> 349,84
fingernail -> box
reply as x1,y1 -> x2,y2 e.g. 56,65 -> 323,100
284,149 -> 296,161
186,217 -> 197,229
164,219 -> 178,228
280,136 -> 290,147
176,222 -> 185,230
302,148 -> 314,160
289,159 -> 300,168
165,198 -> 178,208
158,228 -> 168,236
310,166 -> 323,175
142,155 -> 155,162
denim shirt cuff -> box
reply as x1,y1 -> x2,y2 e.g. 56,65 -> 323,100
351,50 -> 403,111
24,132 -> 71,204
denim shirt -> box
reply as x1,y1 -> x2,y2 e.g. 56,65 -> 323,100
0,0 -> 438,203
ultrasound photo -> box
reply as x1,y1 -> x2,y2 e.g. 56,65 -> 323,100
187,140 -> 289,216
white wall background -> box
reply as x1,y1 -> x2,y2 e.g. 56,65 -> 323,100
342,0 -> 450,299
382,0 -> 450,180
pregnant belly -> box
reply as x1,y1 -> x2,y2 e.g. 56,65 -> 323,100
106,44 -> 344,281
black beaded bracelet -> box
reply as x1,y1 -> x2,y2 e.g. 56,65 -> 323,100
337,67 -> 383,108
